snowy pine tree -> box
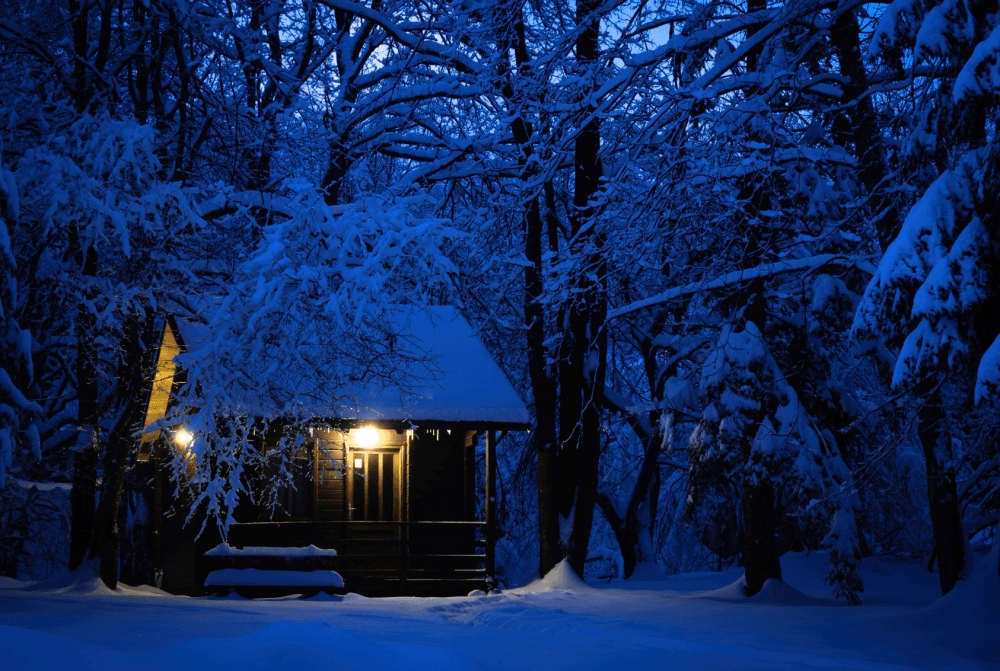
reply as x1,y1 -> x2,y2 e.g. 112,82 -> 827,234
687,322 -> 863,602
854,0 -> 1000,594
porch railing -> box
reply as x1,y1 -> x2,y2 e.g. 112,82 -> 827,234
225,520 -> 489,596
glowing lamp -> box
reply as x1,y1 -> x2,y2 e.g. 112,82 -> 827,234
354,426 -> 379,448
173,428 -> 194,449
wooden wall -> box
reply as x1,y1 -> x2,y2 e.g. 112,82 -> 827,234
408,429 -> 476,522
313,426 -> 477,523
315,429 -> 347,520
137,320 -> 180,461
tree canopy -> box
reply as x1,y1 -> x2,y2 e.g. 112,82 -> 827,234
0,0 -> 997,599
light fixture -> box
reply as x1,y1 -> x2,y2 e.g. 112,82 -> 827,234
173,428 -> 194,449
354,426 -> 378,448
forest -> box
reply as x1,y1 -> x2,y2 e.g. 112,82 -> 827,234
0,0 -> 998,607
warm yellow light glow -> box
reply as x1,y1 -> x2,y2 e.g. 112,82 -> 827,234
354,426 -> 378,448
173,428 -> 194,449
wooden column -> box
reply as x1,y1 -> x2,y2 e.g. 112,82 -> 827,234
485,430 -> 497,589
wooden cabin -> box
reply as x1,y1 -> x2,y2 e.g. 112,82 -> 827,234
137,307 -> 529,596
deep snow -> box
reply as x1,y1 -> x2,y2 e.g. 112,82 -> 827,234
0,551 -> 996,670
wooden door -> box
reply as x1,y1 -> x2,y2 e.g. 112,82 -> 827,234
347,448 -> 401,521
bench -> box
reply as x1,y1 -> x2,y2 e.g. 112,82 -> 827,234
202,543 -> 344,597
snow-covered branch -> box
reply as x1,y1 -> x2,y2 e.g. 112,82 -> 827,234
610,255 -> 869,322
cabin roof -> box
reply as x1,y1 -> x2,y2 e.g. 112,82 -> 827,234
175,306 -> 530,429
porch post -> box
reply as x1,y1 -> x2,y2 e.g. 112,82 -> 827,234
485,429 -> 497,589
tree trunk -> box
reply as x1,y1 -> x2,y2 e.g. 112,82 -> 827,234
734,159 -> 779,595
491,1 -> 565,579
321,134 -> 352,206
65,0 -> 110,566
916,384 -> 966,595
500,0 -> 606,579
595,490 -> 658,579
595,492 -> 631,574
558,0 -> 606,578
68,243 -> 99,572
91,309 -> 153,589
68,0 -> 93,112
742,480 -> 782,595
594,409 -> 665,578
527,192 -> 562,577
830,2 -> 901,253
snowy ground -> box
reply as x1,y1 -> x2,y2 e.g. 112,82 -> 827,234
1,551 -> 996,671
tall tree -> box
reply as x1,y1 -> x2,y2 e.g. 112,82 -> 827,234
0,138 -> 39,493
1,0 -> 212,584
599,0 -> 870,600
483,0 -> 611,578
854,0 -> 1000,595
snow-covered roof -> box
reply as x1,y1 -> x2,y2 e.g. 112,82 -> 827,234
176,306 -> 530,428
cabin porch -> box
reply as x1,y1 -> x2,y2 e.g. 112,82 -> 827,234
197,427 -> 505,596
221,520 -> 489,596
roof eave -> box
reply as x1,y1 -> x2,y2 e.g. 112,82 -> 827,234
304,418 -> 531,432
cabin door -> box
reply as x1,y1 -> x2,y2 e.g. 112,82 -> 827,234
347,448 -> 401,521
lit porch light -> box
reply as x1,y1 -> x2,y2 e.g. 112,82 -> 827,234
354,426 -> 379,448
173,428 -> 194,450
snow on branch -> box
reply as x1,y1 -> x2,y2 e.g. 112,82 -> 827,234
892,214 -> 998,388
609,254 -> 865,322
954,24 -> 1000,104
975,336 -> 1000,405
315,0 -> 481,75
852,167 -> 972,348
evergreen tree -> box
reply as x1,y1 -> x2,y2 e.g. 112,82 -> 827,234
854,0 -> 1000,594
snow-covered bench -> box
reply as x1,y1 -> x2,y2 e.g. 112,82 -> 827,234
202,544 -> 344,597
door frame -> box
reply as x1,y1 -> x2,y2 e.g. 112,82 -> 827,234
346,446 -> 402,521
